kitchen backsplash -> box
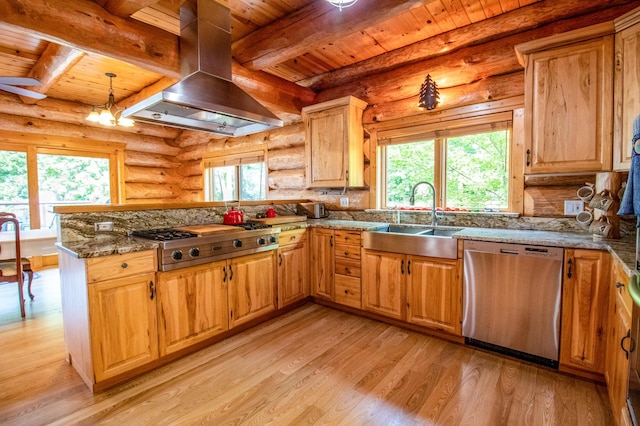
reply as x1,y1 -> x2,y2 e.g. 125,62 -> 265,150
57,203 -> 636,243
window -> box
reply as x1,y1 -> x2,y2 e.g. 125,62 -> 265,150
203,147 -> 267,202
0,137 -> 123,230
379,113 -> 511,211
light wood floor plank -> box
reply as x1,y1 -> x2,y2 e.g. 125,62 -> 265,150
0,270 -> 614,425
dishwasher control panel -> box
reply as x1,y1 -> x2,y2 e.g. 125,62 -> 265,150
463,240 -> 564,260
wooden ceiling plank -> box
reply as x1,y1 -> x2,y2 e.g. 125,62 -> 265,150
95,0 -> 164,18
463,0 -> 489,23
479,0 -> 505,18
301,0 -> 636,92
425,1 -> 458,33
442,0 -> 473,27
19,43 -> 85,105
232,0 -> 436,71
498,0 -> 521,12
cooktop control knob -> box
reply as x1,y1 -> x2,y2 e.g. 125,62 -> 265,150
268,235 -> 277,244
233,239 -> 243,248
189,247 -> 200,257
257,237 -> 266,246
172,250 -> 183,260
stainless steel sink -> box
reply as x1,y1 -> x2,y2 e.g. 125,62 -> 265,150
363,225 -> 462,259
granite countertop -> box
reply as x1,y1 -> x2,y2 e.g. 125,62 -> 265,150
56,220 -> 637,277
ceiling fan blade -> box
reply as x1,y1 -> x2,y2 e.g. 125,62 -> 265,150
0,77 -> 41,86
0,83 -> 46,99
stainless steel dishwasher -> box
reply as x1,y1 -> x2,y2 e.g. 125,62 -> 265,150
462,240 -> 564,368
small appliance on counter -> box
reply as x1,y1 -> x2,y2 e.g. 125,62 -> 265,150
296,202 -> 328,219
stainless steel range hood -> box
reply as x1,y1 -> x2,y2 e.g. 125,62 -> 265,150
122,0 -> 283,136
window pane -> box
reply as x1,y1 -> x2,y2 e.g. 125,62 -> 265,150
386,141 -> 434,207
213,166 -> 237,201
445,130 -> 509,209
37,154 -> 110,229
239,163 -> 266,201
0,150 -> 29,230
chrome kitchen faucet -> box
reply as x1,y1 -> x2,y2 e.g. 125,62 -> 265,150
409,181 -> 439,227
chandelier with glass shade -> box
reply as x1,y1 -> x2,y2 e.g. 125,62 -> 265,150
85,73 -> 134,127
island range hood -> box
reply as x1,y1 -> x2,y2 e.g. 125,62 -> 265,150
122,0 -> 283,136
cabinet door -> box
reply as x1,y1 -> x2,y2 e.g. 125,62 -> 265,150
361,249 -> 405,320
156,261 -> 228,356
406,256 -> 461,335
606,291 -> 632,426
305,106 -> 348,188
228,251 -> 277,328
613,19 -> 640,171
310,228 -> 334,300
277,239 -> 309,308
88,272 -> 158,382
525,37 -> 613,174
560,249 -> 611,375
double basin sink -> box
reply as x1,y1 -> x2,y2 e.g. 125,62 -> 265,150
362,225 -> 462,259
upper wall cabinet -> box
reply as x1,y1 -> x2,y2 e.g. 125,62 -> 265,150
515,23 -> 614,174
613,6 -> 640,171
302,96 -> 367,189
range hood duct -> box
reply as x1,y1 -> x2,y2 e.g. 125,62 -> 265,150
122,0 -> 283,136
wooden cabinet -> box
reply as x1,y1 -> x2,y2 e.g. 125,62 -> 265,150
156,262 -> 228,356
613,7 -> 640,171
362,249 -> 406,320
228,251 -> 277,328
302,95 -> 367,188
560,249 -> 611,378
310,228 -> 362,308
310,228 -> 334,300
59,249 -> 159,388
605,259 -> 633,426
515,23 -> 614,174
406,256 -> 461,335
277,229 -> 309,308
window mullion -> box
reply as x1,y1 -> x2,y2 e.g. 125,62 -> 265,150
434,138 -> 444,208
235,165 -> 241,201
27,146 -> 40,229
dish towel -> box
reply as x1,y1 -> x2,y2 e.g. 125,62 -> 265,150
618,113 -> 640,216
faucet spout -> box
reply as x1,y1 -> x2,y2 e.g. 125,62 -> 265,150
409,181 -> 438,227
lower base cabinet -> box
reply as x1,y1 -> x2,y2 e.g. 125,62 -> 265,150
156,261 -> 229,356
277,229 -> 309,308
361,249 -> 462,334
228,251 -> 277,328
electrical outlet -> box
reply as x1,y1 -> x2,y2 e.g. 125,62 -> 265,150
94,222 -> 113,232
340,197 -> 349,208
564,200 -> 584,215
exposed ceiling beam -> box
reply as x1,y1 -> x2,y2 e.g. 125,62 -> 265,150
0,0 -> 314,116
19,43 -> 85,104
232,0 -> 433,71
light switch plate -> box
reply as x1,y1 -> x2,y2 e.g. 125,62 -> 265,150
94,222 -> 113,232
340,197 -> 349,207
564,200 -> 583,215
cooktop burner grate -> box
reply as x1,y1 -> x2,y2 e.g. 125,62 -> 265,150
131,228 -> 198,241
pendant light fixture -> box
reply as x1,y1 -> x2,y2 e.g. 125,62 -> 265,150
326,0 -> 358,11
85,73 -> 134,127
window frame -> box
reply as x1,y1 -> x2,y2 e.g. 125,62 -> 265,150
371,109 -> 523,213
0,133 -> 124,230
202,145 -> 268,202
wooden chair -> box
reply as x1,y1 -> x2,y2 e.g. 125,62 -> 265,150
0,213 -> 34,317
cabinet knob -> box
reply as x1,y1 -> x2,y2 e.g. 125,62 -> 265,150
121,262 -> 128,269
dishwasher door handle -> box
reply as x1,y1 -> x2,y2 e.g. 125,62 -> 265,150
500,249 -> 519,255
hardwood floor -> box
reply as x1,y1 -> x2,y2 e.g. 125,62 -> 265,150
0,269 -> 613,425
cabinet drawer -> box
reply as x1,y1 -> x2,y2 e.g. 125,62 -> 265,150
279,229 -> 307,246
335,274 -> 361,309
87,250 -> 157,283
334,230 -> 361,246
335,257 -> 361,278
614,260 -> 632,317
335,243 -> 361,260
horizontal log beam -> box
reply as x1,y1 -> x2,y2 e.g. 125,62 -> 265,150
124,151 -> 181,169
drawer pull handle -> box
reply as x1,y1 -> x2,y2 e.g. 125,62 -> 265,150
401,259 -> 404,274
279,253 -> 283,266
291,236 -> 296,240
567,259 -> 572,278
616,282 -> 625,289
407,260 -> 411,275
526,149 -> 531,167
223,266 -> 227,283
229,265 -> 233,281
121,262 -> 128,269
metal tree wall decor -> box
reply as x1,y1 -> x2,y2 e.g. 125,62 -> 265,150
418,74 -> 439,110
